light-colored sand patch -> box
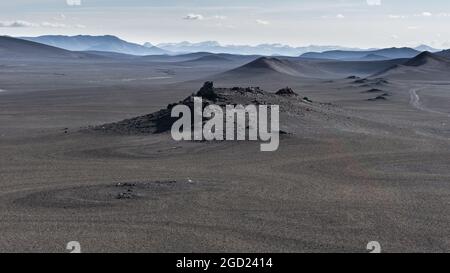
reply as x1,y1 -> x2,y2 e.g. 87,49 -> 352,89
410,88 -> 450,117
88,76 -> 172,84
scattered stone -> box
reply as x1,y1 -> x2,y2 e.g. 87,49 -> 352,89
116,182 -> 136,187
116,192 -> 136,200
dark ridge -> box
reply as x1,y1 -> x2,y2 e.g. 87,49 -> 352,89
353,79 -> 369,84
187,55 -> 231,62
276,87 -> 298,96
244,57 -> 285,69
403,51 -> 449,67
354,78 -> 389,85
364,88 -> 384,93
436,49 -> 450,59
368,93 -> 389,101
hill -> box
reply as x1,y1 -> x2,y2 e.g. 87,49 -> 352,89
301,47 -> 420,61
20,35 -> 168,56
155,41 -> 367,56
373,51 -> 450,80
217,57 -> 334,80
0,36 -> 98,60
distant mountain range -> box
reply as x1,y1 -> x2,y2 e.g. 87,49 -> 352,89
20,35 -> 167,56
301,47 -> 422,61
154,41 -> 441,57
2,35 -> 450,82
14,35 -> 443,57
153,41 -> 371,56
414,44 -> 441,53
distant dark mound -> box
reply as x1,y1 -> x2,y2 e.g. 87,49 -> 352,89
187,55 -> 231,62
368,93 -> 389,101
239,57 -> 301,76
360,54 -> 388,61
353,79 -> 369,84
216,56 -> 334,80
364,88 -> 384,93
276,87 -> 298,96
354,78 -> 389,86
347,75 -> 360,80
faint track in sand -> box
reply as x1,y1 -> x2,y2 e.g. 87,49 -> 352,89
409,88 -> 450,118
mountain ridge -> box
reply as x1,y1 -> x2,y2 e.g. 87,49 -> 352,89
301,47 -> 421,61
0,36 -> 101,60
155,41 -> 371,56
372,51 -> 450,80
20,35 -> 168,56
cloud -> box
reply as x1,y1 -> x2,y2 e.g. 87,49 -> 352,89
256,19 -> 270,25
336,14 -> 345,19
183,14 -> 204,20
0,20 -> 38,28
212,15 -> 227,20
388,14 -> 407,19
66,0 -> 81,6
366,0 -> 381,6
0,20 -> 84,28
421,12 -> 432,17
41,22 -> 68,28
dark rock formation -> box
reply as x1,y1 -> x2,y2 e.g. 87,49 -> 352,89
276,87 -> 298,96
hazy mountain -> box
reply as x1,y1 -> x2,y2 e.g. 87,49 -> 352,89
216,56 -> 409,82
21,35 -> 168,56
403,51 -> 449,67
215,57 -> 336,81
301,47 -> 420,60
182,55 -> 232,63
414,44 -> 440,53
0,36 -> 99,60
436,49 -> 450,59
359,54 -> 390,61
153,41 -> 366,56
374,51 -> 450,80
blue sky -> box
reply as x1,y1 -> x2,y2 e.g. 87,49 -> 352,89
1,0 -> 450,48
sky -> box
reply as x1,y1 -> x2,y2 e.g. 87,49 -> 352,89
1,0 -> 450,48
